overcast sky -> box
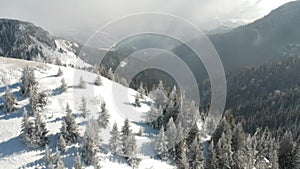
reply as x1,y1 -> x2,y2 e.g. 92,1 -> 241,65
0,0 -> 295,36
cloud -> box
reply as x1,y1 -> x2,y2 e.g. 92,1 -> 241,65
0,0 -> 294,35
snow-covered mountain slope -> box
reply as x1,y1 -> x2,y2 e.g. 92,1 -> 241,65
0,57 -> 173,169
0,19 -> 90,68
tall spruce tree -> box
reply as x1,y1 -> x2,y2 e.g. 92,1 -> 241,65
109,122 -> 121,155
155,126 -> 168,160
81,133 -> 100,166
61,104 -> 79,144
60,78 -> 68,92
20,66 -> 38,96
74,153 -> 83,169
3,87 -> 18,114
98,102 -> 110,129
79,96 -> 89,118
278,131 -> 296,169
78,76 -> 86,89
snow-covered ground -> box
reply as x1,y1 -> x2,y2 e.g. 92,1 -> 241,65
0,57 -> 173,169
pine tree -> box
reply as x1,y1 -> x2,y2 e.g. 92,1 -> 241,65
95,74 -> 102,86
175,139 -> 189,169
54,148 -> 65,169
44,144 -> 52,166
3,87 -> 18,114
205,140 -> 218,169
121,118 -> 137,158
85,119 -> 102,145
155,126 -> 168,160
189,137 -> 204,169
29,87 -> 39,114
57,67 -> 63,76
138,83 -> 145,99
135,93 -> 141,107
78,76 -> 86,89
61,104 -> 79,144
20,66 -> 38,96
295,143 -> 300,169
81,134 -> 99,166
149,81 -> 167,109
21,108 -> 34,146
65,103 -> 72,114
79,96 -> 89,118
165,117 -> 177,157
34,111 -> 49,147
109,122 -> 121,155
146,105 -> 163,128
232,123 -> 246,169
74,153 -> 83,169
216,132 -> 233,169
60,78 -> 68,92
57,134 -> 66,153
107,67 -> 114,80
278,131 -> 296,169
98,102 -> 110,129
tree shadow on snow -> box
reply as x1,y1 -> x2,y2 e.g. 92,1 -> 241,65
0,136 -> 25,158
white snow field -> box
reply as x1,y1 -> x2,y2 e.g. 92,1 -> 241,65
0,57 -> 173,169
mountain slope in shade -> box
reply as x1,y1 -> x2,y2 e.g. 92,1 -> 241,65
210,1 -> 300,70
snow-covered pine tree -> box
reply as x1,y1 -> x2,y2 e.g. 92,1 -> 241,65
60,77 -> 68,92
81,134 -> 100,166
216,132 -> 233,169
278,131 -> 296,169
121,118 -> 137,158
232,122 -> 247,169
295,143 -> 300,169
135,93 -> 141,107
65,103 -> 72,114
3,87 -> 18,114
98,102 -> 110,129
34,111 -> 49,147
138,83 -> 145,99
165,117 -> 177,157
149,81 -> 168,109
57,134 -> 66,153
95,74 -> 102,86
61,104 -> 79,144
29,86 -> 39,114
109,122 -> 121,155
188,137 -> 204,169
127,133 -> 137,159
85,119 -> 102,145
79,96 -> 89,118
107,67 -> 114,80
155,126 -> 168,160
44,144 -> 52,166
270,138 -> 279,169
21,108 -> 34,146
54,147 -> 65,169
20,66 -> 38,96
74,153 -> 83,169
78,76 -> 86,89
175,139 -> 189,169
57,67 -> 63,76
176,121 -> 184,143
146,105 -> 163,128
205,140 -> 218,169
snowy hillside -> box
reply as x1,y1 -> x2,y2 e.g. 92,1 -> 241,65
0,57 -> 173,169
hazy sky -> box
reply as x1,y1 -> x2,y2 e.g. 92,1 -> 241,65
0,0 -> 295,36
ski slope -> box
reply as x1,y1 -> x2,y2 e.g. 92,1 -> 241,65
0,57 -> 173,169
